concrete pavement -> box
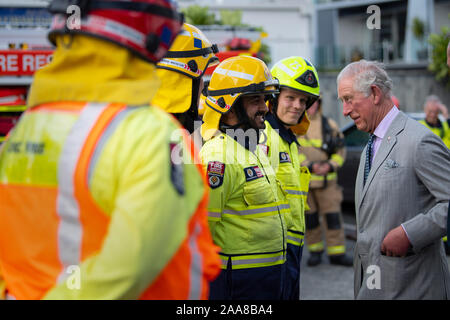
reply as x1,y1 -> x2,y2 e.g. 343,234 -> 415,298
299,239 -> 355,300
299,229 -> 450,300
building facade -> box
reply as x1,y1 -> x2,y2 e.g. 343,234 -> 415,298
178,0 -> 315,67
315,0 -> 450,69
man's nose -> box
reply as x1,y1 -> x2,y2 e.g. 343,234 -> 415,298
342,102 -> 351,117
293,99 -> 305,111
259,99 -> 269,113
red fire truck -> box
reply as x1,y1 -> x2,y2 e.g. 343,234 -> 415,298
0,1 -> 52,142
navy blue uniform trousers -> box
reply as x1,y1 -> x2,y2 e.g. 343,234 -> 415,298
209,256 -> 286,300
284,243 -> 304,300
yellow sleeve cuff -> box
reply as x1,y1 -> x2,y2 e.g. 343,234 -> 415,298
331,154 -> 344,167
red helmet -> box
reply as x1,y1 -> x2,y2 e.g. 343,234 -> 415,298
48,0 -> 184,63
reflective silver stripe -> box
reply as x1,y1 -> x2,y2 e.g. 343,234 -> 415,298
231,255 -> 284,266
56,103 -> 108,283
287,232 -> 304,240
188,223 -> 202,300
214,67 -> 254,81
228,70 -> 254,81
223,203 -> 289,216
276,62 -> 296,77
287,235 -> 304,245
88,107 -> 138,186
220,255 -> 285,268
208,211 -> 221,218
285,190 -> 308,196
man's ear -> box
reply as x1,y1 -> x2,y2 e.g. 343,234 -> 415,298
222,107 -> 239,126
371,85 -> 383,105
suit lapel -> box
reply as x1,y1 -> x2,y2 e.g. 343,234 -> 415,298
358,111 -> 407,211
355,147 -> 366,211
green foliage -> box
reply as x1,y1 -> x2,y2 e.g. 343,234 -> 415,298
412,17 -> 425,40
258,43 -> 271,66
181,5 -> 216,25
182,5 -> 272,65
220,10 -> 242,26
427,26 -> 450,87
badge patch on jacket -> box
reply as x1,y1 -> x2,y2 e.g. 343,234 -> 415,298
244,166 -> 264,182
207,161 -> 225,189
279,152 -> 291,163
170,143 -> 184,195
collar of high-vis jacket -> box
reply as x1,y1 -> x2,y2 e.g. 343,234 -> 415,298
152,68 -> 193,114
27,34 -> 160,107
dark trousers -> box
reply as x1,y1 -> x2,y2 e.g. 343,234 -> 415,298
284,243 -> 303,300
209,260 -> 285,300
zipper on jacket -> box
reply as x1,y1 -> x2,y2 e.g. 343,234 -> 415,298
255,155 -> 287,257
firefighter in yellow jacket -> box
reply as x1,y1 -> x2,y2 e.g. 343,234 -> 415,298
419,95 -> 450,149
418,95 -> 450,254
0,0 -> 221,300
200,55 -> 289,300
264,56 -> 319,299
152,23 -> 219,137
298,98 -> 353,266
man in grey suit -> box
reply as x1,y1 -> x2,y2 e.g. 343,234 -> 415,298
337,60 -> 450,299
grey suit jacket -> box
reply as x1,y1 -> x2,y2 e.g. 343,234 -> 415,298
354,111 -> 450,300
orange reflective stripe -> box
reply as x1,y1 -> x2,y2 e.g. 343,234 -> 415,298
139,168 -> 219,299
1,102 -> 220,299
56,103 -> 124,282
180,120 -> 220,299
139,122 -> 220,300
27,102 -> 86,113
0,101 -> 95,299
140,191 -> 217,300
189,189 -> 221,299
56,103 -> 109,282
0,102 -> 123,297
74,104 -> 123,261
0,184 -> 62,299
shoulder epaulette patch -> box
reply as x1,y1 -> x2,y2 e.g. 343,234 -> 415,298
207,161 -> 225,189
243,166 -> 264,182
279,152 -> 291,163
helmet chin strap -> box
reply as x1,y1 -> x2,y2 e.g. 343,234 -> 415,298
173,78 -> 202,134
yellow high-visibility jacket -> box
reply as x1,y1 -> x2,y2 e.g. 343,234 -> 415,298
264,114 -> 311,247
200,132 -> 289,269
419,119 -> 450,149
0,34 -> 220,300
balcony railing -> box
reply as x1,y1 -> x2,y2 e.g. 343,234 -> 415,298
315,41 -> 429,70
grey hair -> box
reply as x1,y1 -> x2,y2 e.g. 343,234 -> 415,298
337,60 -> 393,98
424,95 -> 441,106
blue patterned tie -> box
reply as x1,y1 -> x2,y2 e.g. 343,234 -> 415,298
364,134 -> 375,186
